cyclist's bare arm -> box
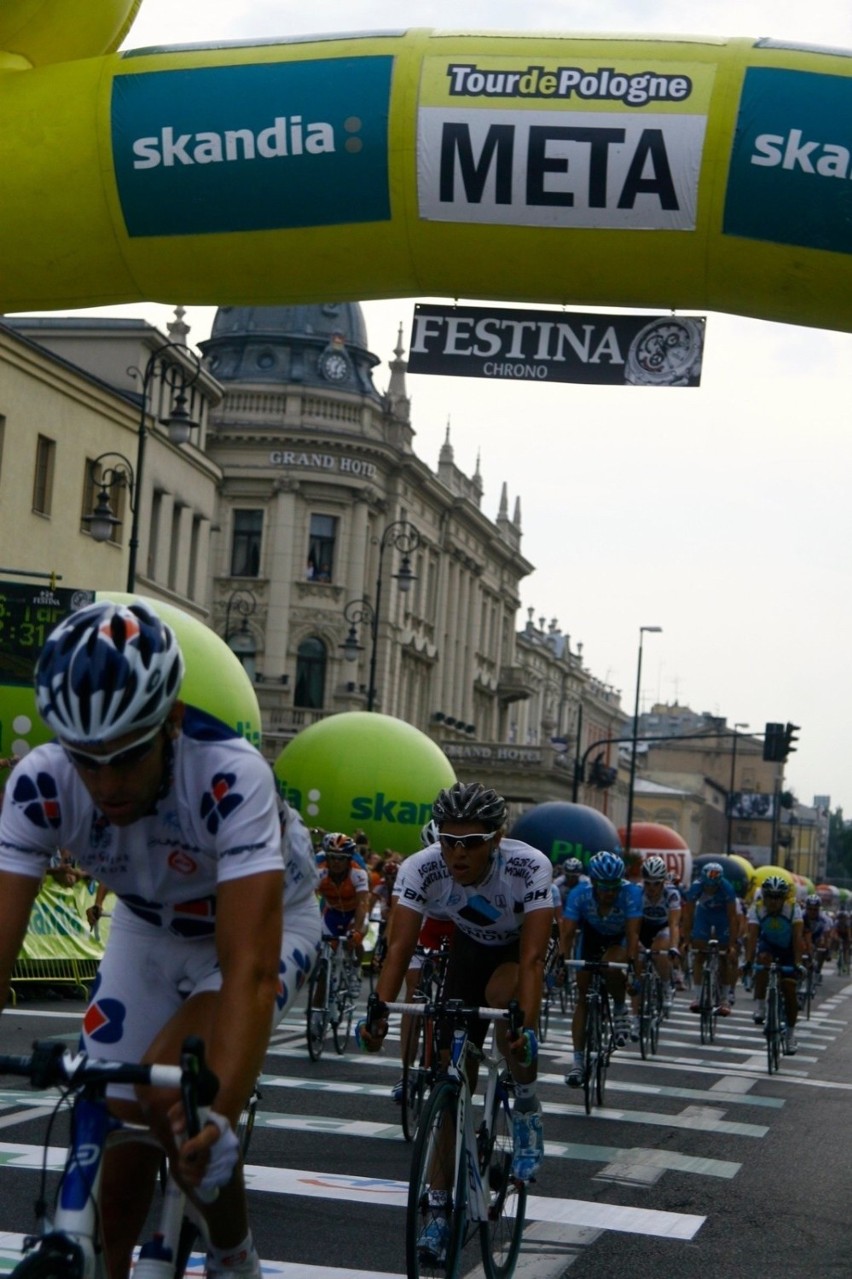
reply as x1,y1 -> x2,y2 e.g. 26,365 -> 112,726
375,902 -> 423,1005
0,870 -> 42,1010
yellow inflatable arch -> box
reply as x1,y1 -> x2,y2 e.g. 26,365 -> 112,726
1,2 -> 851,331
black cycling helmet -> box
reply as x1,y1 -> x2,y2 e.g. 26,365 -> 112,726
432,781 -> 507,832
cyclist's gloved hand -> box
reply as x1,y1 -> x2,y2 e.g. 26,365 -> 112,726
509,1028 -> 538,1067
177,1109 -> 239,1196
358,994 -> 389,1052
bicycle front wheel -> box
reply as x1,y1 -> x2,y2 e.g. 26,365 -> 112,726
332,971 -> 354,1055
401,1013 -> 428,1143
639,977 -> 652,1061
406,1079 -> 466,1279
766,991 -> 781,1074
306,954 -> 331,1061
699,973 -> 713,1045
479,1073 -> 527,1279
649,977 -> 663,1055
583,999 -> 600,1115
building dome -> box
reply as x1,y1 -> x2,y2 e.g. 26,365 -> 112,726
209,303 -> 371,351
200,302 -> 381,398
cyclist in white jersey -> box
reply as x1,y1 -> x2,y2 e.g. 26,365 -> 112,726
0,601 -> 289,1279
361,781 -> 553,1265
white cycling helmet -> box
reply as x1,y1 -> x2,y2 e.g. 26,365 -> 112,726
642,855 -> 668,881
421,819 -> 440,847
34,601 -> 184,746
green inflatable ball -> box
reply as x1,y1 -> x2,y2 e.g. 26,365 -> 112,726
275,712 -> 456,856
0,593 -> 261,762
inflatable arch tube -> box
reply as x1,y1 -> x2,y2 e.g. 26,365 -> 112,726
1,29 -> 852,331
0,0 -> 142,68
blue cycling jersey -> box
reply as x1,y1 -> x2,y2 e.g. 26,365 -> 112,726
685,878 -> 736,913
748,900 -> 802,952
563,880 -> 643,936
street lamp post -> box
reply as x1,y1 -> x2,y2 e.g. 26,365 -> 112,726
726,721 -> 749,855
83,341 -> 202,591
340,520 -> 420,712
624,625 -> 663,856
225,588 -> 258,644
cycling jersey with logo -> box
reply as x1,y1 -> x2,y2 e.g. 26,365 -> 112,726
641,882 -> 682,925
563,881 -> 643,935
394,838 -> 553,946
317,860 -> 370,914
748,899 -> 803,951
0,706 -> 283,938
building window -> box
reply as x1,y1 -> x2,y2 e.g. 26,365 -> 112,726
231,509 -> 263,577
187,515 -> 201,600
168,503 -> 183,591
147,490 -> 163,579
0,414 -> 5,483
294,636 -> 326,709
33,435 -> 56,516
306,514 -> 337,582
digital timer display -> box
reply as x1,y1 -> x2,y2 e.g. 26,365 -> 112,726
0,582 -> 95,685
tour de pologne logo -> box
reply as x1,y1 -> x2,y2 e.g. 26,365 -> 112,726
200,772 -> 244,834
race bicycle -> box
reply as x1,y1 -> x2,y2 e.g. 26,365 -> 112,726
368,994 -> 528,1279
567,959 -> 628,1116
636,947 -> 666,1060
694,938 -> 722,1045
306,935 -> 362,1060
400,938 -> 451,1143
0,1036 -> 221,1279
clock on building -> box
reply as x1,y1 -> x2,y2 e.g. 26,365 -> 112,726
318,348 -> 350,382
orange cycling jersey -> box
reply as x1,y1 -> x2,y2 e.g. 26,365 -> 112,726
317,860 -> 369,914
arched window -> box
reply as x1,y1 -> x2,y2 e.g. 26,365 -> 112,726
294,636 -> 327,709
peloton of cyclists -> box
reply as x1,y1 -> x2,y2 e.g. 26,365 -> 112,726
681,862 -> 738,1017
559,850 -> 642,1087
743,873 -> 804,1055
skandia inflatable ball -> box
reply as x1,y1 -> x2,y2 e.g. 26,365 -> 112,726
619,822 -> 692,886
275,712 -> 455,856
509,802 -> 621,866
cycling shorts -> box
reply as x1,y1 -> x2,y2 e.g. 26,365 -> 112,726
322,907 -> 356,939
409,917 -> 455,972
579,922 -> 626,962
691,912 -> 731,944
82,902 -> 321,1100
442,930 -> 520,1050
757,942 -> 796,968
639,920 -> 670,949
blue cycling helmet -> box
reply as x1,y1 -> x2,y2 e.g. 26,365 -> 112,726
700,862 -> 725,884
34,600 -> 184,745
588,851 -> 625,882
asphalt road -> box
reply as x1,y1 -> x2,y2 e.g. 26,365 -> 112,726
1,964 -> 850,1279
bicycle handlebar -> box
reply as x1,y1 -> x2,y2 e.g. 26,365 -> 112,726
368,995 -> 525,1037
0,1037 -> 219,1106
566,959 -> 630,971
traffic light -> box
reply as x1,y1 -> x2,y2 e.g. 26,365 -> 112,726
762,721 -> 800,762
762,722 -> 785,762
782,722 -> 800,759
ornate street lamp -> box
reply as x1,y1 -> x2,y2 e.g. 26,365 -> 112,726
83,341 -> 202,591
624,625 -> 663,855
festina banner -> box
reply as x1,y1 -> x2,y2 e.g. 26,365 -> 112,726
408,304 -> 705,386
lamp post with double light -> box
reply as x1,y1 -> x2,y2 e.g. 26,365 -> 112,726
339,520 -> 420,712
624,625 -> 663,856
83,342 -> 202,591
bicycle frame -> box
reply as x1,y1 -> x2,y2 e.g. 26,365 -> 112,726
0,1041 -> 214,1279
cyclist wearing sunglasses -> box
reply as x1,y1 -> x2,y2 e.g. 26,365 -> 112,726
559,850 -> 642,1086
744,874 -> 804,1053
0,600 -> 290,1279
362,781 -> 553,1213
681,862 -> 739,1016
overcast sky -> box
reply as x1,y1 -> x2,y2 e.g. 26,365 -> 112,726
17,0 -> 852,812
